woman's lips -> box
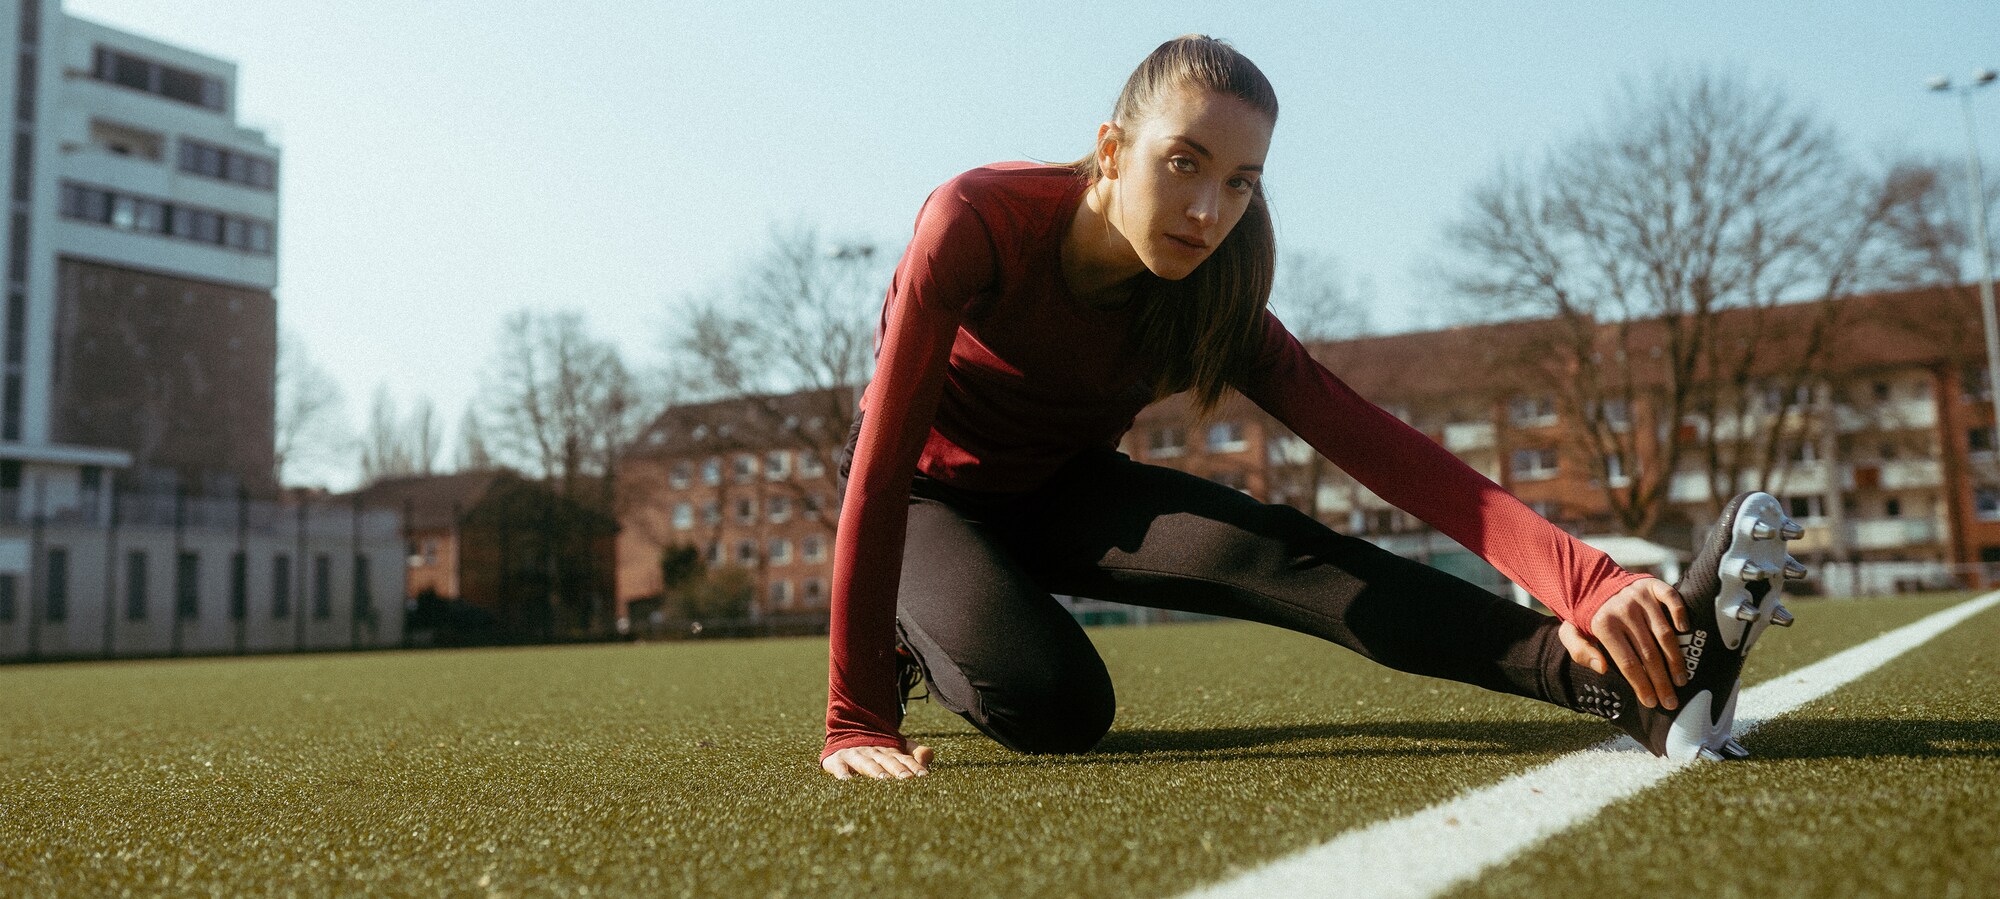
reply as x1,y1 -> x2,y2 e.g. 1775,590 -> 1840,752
1166,234 -> 1209,252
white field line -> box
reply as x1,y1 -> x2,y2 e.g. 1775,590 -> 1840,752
1189,591 -> 2000,899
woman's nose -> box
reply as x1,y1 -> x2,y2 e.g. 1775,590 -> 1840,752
1187,186 -> 1218,225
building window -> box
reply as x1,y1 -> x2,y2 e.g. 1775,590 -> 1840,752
0,574 -> 13,622
230,552 -> 248,621
1788,495 -> 1826,522
91,46 -> 226,111
672,502 -> 693,530
175,551 -> 200,619
312,554 -> 332,619
768,496 -> 791,523
272,553 -> 291,618
44,547 -> 67,622
801,535 -> 826,563
1206,422 -> 1247,453
701,457 -> 722,486
803,494 -> 824,520
1511,447 -> 1560,481
176,137 -> 276,190
669,461 -> 692,489
736,541 -> 757,566
1150,427 -> 1187,458
1603,453 -> 1631,486
797,452 -> 825,478
1598,398 -> 1632,429
1528,500 -> 1561,520
706,541 -> 723,566
125,550 -> 148,620
769,579 -> 794,609
353,555 -> 372,621
421,539 -> 438,567
732,454 -> 757,483
764,450 -> 790,480
769,539 -> 792,565
1884,497 -> 1902,518
734,497 -> 755,525
89,118 -> 164,160
59,180 -> 275,256
1971,427 -> 1996,456
802,578 -> 825,607
1209,469 -> 1248,492
1787,442 -> 1819,464
1967,366 -> 1993,402
1977,488 -> 2000,522
701,501 -> 721,526
1509,395 -> 1558,427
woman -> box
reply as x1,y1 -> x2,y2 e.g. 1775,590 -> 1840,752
821,35 -> 1772,780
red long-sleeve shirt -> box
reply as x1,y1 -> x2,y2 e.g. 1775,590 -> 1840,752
824,162 -> 1643,759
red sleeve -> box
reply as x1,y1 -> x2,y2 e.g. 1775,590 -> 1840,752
822,185 -> 994,760
1237,313 -> 1643,633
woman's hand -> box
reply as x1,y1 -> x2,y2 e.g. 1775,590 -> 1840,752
822,744 -> 935,780
1558,577 -> 1689,711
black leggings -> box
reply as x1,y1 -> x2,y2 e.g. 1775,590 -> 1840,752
864,445 -> 1592,754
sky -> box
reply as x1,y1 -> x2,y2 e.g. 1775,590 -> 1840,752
60,0 -> 2000,487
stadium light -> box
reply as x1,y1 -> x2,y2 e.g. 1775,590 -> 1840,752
1928,70 -> 2000,416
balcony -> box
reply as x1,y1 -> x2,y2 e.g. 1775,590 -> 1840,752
1846,517 -> 1942,550
1443,421 -> 1495,452
1872,459 -> 1943,491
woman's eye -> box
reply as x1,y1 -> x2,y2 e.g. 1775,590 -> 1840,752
1170,156 -> 1196,173
1229,177 -> 1255,193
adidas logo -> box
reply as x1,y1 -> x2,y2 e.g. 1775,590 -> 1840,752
1680,629 -> 1708,678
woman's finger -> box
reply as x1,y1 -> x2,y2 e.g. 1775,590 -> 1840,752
911,745 -> 935,774
849,750 -> 896,780
821,754 -> 855,780
1621,614 -> 1679,711
1558,621 -> 1608,674
1642,597 -> 1688,688
1652,579 -> 1690,633
870,748 -> 922,780
1599,630 -> 1655,709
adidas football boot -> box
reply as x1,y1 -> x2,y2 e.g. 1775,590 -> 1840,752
1602,491 -> 1803,760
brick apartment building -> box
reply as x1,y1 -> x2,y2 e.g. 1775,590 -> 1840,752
616,283 -> 2000,625
617,388 -> 852,628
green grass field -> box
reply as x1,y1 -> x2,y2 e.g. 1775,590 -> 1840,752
3,592 -> 1995,898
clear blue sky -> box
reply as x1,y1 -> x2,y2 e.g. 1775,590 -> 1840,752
63,0 -> 2000,486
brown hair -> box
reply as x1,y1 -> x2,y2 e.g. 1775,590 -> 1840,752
1073,35 -> 1279,415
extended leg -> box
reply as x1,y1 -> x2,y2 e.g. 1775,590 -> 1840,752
1015,450 -> 1580,709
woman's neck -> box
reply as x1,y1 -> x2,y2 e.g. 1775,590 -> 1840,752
1062,180 -> 1146,308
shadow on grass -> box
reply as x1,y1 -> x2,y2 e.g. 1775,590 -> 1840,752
1742,718 -> 2000,760
937,718 -> 1616,768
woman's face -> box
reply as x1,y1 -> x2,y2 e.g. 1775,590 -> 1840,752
1107,87 -> 1273,281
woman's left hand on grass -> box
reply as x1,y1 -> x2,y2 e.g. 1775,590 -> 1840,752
1558,577 -> 1688,711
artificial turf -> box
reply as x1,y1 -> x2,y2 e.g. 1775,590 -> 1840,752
1451,591 -> 2000,899
0,593 -> 1986,897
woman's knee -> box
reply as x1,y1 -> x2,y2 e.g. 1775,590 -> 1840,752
972,674 -> 1117,754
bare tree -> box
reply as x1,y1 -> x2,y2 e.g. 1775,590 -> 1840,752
480,309 -> 646,512
1270,249 -> 1373,342
1445,69 -> 1913,538
664,221 -> 887,531
456,406 -> 494,472
1878,155 -> 2000,288
273,330 -> 353,488
360,388 -> 445,483
1264,249 -> 1375,520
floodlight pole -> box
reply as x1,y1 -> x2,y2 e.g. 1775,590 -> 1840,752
1930,71 -> 2000,424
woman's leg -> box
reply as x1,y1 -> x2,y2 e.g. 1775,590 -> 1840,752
1011,449 -> 1590,711
891,484 -> 1118,753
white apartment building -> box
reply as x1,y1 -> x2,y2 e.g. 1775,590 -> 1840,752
0,2 -> 402,661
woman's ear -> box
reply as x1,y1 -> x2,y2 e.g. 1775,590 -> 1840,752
1095,122 -> 1123,180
